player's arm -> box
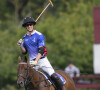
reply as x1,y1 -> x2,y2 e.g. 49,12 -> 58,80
35,46 -> 45,61
20,46 -> 27,54
31,46 -> 44,66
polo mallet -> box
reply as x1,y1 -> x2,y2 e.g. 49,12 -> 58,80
35,0 -> 54,22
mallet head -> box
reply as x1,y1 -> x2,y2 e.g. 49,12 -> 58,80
48,0 -> 53,7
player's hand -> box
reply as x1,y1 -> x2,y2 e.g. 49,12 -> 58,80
31,61 -> 37,66
17,39 -> 23,47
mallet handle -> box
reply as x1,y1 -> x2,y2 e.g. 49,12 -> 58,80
35,3 -> 50,22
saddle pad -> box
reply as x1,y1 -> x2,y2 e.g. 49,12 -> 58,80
57,73 -> 66,84
38,71 -> 52,84
38,71 -> 66,85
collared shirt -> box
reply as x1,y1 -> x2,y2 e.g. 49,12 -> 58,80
23,30 -> 45,61
65,65 -> 80,78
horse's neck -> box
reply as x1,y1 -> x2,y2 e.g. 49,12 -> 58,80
28,67 -> 41,88
29,67 -> 40,81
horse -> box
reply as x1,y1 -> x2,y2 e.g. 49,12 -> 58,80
17,56 -> 76,90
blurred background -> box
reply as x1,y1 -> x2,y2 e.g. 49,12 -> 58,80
0,0 -> 100,90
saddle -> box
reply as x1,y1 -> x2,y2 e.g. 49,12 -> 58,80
38,71 -> 66,90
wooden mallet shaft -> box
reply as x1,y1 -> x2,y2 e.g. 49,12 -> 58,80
35,0 -> 54,22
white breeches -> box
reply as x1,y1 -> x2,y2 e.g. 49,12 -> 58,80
31,57 -> 55,76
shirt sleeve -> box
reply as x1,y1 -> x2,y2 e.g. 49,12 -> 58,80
74,66 -> 80,76
38,35 -> 45,47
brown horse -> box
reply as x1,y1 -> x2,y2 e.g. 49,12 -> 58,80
17,56 -> 76,90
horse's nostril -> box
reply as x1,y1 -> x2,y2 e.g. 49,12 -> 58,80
20,81 -> 23,84
17,81 -> 24,87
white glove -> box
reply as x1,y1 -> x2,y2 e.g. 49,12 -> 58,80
17,39 -> 23,47
30,61 -> 37,66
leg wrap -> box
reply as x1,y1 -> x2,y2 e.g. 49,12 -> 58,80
51,73 -> 63,90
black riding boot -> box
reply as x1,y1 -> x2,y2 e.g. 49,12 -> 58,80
51,73 -> 64,90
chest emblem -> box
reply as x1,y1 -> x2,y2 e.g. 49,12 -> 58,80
33,38 -> 35,42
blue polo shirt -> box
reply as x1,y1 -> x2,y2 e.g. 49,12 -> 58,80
23,30 -> 45,60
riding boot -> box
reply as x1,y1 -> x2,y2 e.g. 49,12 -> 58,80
51,73 -> 64,90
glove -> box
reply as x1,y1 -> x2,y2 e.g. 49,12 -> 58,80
31,61 -> 37,66
17,39 -> 23,47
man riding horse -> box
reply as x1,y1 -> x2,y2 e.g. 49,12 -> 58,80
18,17 -> 65,90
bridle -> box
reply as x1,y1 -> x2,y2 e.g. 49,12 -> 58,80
17,62 -> 36,86
17,62 -> 52,89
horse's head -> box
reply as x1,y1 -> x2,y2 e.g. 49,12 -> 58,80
17,56 -> 30,87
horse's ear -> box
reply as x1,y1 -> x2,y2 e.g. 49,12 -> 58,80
24,56 -> 27,62
18,56 -> 21,62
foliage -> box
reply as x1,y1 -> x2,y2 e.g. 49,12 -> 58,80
0,0 -> 99,89
36,1 -> 94,73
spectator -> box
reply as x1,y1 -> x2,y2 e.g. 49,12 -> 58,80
65,62 -> 80,78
